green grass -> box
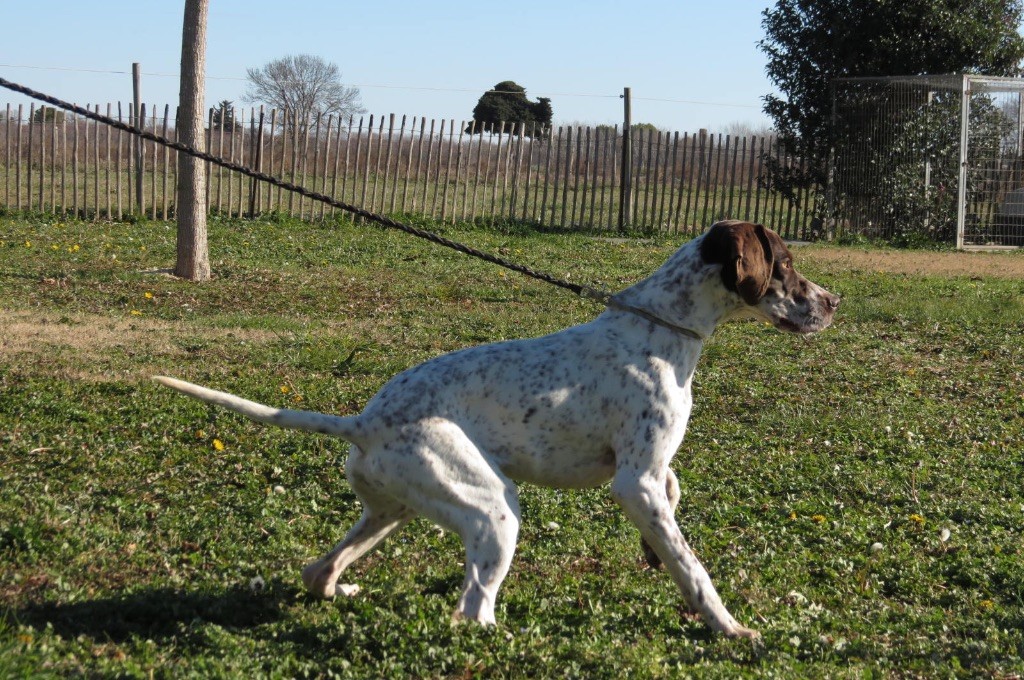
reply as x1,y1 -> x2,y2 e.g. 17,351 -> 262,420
1,210 -> 1023,677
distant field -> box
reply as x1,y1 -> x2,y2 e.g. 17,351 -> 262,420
1,212 -> 1022,677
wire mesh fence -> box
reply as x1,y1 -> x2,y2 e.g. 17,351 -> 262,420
1,102 -> 815,238
831,74 -> 1024,248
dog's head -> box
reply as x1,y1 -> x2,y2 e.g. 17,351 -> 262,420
700,220 -> 839,334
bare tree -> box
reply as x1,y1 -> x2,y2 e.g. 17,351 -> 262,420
174,0 -> 210,281
244,54 -> 365,130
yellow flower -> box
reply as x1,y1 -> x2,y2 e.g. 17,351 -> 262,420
213,439 -> 225,451
789,511 -> 798,520
909,513 -> 925,526
979,599 -> 994,610
280,385 -> 290,394
144,292 -> 154,300
130,309 -> 143,316
292,394 -> 303,403
811,514 -> 826,524
24,241 -> 31,248
51,244 -> 59,251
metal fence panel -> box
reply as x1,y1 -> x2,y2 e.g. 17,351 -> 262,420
831,74 -> 1024,247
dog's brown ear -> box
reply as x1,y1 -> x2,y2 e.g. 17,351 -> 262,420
700,221 -> 774,305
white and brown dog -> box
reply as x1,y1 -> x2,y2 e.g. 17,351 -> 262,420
155,220 -> 839,639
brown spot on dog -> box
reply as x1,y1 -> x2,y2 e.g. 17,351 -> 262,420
700,220 -> 776,305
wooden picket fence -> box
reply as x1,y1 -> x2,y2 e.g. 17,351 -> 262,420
0,102 -> 816,238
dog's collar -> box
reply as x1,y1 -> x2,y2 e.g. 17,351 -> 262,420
605,295 -> 706,341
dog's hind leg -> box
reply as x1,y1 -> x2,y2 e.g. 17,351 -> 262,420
301,501 -> 414,599
390,422 -> 521,626
448,485 -> 520,626
302,445 -> 415,598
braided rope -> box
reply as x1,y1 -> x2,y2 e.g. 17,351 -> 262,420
0,77 -> 704,340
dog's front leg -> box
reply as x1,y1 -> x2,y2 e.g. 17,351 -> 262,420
641,468 -> 680,570
611,470 -> 759,640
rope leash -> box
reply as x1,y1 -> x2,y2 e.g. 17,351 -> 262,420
0,77 -> 704,341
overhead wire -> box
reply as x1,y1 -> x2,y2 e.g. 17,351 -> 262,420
0,62 -> 759,108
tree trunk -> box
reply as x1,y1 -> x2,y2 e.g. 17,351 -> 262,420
174,0 -> 210,281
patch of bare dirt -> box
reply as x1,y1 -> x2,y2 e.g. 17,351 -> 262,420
0,311 -> 278,382
793,245 -> 1024,279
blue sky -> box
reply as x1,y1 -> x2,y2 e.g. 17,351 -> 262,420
1,1 -> 776,133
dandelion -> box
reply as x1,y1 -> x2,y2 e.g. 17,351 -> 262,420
213,438 -> 225,451
280,385 -> 290,394
909,513 -> 925,526
129,309 -> 143,316
51,244 -> 59,251
979,599 -> 994,610
24,241 -> 31,248
789,511 -> 798,520
144,291 -> 154,300
811,514 -> 826,524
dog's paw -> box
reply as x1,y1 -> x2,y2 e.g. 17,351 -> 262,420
727,625 -> 762,643
640,538 -> 663,570
301,560 -> 337,599
337,583 -> 361,597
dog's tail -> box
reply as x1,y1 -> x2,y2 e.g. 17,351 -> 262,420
153,376 -> 360,440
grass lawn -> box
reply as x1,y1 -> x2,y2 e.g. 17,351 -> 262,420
1,210 -> 1023,678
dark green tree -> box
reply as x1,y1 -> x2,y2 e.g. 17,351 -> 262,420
758,0 -> 1024,200
31,106 -> 65,124
468,81 -> 553,135
211,100 -> 241,131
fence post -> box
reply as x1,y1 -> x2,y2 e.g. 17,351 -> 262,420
132,63 -> 144,214
249,106 -> 264,217
955,74 -> 970,250
618,87 -> 632,233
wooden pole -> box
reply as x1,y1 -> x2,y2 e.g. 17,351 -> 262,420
174,0 -> 211,280
3,104 -> 9,208
250,106 -> 264,217
132,63 -> 144,215
618,87 -> 632,232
